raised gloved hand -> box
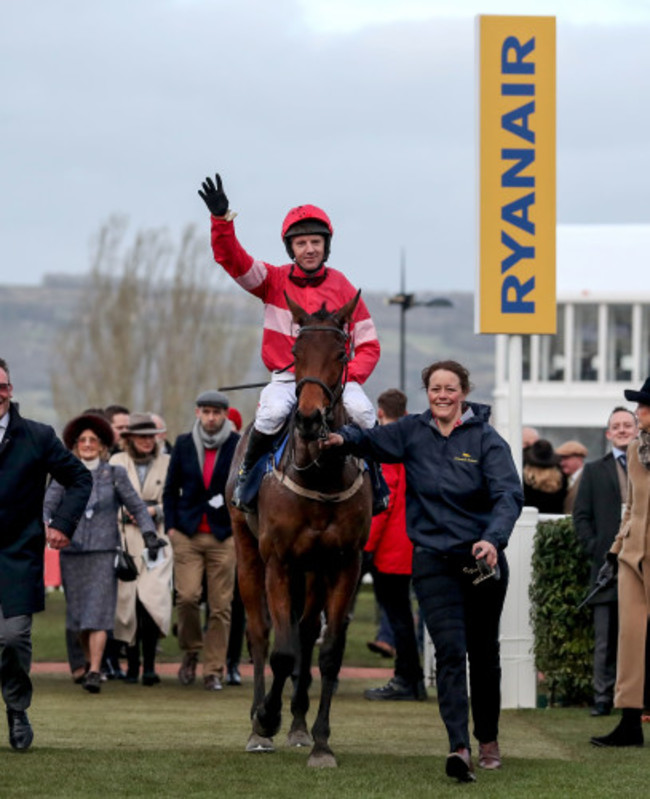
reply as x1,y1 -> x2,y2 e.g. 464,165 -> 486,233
198,173 -> 229,217
142,531 -> 166,562
596,552 -> 618,589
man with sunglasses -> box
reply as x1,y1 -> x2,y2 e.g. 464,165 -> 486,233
0,357 -> 91,750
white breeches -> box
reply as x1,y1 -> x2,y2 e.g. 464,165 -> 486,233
254,372 -> 376,435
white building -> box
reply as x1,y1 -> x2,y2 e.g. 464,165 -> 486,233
492,224 -> 650,456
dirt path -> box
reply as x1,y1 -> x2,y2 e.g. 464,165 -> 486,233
32,662 -> 394,680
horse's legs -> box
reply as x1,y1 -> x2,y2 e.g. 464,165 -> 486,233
309,559 -> 360,768
253,556 -> 296,740
232,517 -> 273,752
288,575 -> 322,747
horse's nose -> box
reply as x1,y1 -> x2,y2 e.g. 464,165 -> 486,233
296,408 -> 323,441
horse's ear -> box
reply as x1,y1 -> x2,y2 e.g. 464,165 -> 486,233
284,292 -> 309,326
333,290 -> 361,327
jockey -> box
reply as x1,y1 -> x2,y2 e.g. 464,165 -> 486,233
198,173 -> 382,513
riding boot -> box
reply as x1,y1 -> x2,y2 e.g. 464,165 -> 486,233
367,458 -> 390,516
232,429 -> 276,513
125,645 -> 140,683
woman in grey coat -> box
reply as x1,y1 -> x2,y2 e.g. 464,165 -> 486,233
43,413 -> 164,694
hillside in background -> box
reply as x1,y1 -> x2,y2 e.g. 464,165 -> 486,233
2,275 -> 495,433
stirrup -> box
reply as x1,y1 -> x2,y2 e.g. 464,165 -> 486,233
232,471 -> 255,513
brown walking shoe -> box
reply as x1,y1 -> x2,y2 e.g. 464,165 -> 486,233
178,652 -> 198,686
478,740 -> 501,769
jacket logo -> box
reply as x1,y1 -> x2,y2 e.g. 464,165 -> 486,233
454,452 -> 478,464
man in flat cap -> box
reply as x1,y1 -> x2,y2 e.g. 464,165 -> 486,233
163,391 -> 239,691
556,440 -> 588,514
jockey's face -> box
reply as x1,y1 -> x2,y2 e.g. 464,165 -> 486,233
291,235 -> 325,273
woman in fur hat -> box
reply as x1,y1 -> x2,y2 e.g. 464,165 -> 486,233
110,413 -> 172,685
43,413 -> 164,694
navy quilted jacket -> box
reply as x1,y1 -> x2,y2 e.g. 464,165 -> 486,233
340,402 -> 523,554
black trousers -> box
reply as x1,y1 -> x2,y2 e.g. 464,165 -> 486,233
372,570 -> 423,687
412,546 -> 508,752
127,598 -> 160,676
593,602 -> 618,706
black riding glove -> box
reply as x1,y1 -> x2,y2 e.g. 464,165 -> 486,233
596,552 -> 618,589
142,531 -> 166,562
198,173 -> 229,217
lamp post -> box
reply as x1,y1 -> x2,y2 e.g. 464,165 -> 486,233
387,251 -> 453,392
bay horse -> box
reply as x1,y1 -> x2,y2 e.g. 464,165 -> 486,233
226,291 -> 372,768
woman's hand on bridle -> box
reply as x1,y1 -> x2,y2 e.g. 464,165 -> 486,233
320,432 -> 344,450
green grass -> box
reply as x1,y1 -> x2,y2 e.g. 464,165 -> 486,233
5,676 -> 649,798
33,584 -> 389,668
20,588 -> 650,798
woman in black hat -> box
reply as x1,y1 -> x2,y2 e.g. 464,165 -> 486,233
43,413 -> 164,694
592,380 -> 649,747
521,439 -> 567,514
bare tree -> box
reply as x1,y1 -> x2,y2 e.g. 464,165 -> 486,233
52,217 -> 262,439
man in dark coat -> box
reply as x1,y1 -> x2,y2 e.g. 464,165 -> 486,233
573,406 -> 638,717
0,357 -> 92,750
163,390 -> 239,692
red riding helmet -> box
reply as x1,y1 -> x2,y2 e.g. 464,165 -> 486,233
282,205 -> 333,262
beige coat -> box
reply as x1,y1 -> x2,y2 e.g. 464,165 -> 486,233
110,450 -> 173,645
610,439 -> 650,707
612,440 -> 648,567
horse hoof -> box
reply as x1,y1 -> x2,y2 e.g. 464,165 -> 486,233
252,709 -> 281,740
307,751 -> 337,768
246,733 -> 275,753
287,729 -> 313,747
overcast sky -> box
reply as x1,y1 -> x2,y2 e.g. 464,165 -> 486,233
2,0 -> 649,294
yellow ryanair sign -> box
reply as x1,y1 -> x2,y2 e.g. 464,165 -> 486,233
476,15 -> 556,334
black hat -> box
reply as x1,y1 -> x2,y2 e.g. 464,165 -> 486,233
524,439 -> 559,468
196,390 -> 229,410
624,377 -> 650,406
63,413 -> 114,451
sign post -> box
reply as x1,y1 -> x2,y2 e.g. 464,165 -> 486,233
476,15 -> 556,709
476,14 -> 556,337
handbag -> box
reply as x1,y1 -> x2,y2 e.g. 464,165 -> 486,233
115,544 -> 138,582
115,495 -> 138,582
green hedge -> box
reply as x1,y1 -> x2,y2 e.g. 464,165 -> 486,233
529,516 -> 594,706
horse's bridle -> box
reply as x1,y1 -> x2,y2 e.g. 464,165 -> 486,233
276,321 -> 366,495
293,324 -> 350,435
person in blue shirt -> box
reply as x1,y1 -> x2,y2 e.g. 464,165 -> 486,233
322,359 -> 523,783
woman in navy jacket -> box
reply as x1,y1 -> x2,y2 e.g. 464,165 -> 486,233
323,360 -> 523,783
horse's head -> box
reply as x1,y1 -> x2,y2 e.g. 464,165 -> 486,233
286,290 -> 361,441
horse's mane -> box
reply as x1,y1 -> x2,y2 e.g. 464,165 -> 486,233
306,303 -> 342,325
